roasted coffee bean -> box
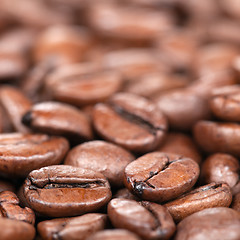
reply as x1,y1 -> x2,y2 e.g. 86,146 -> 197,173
108,198 -> 176,240
22,101 -> 93,141
174,207 -> 240,240
210,85 -> 240,121
124,72 -> 188,99
101,49 -> 170,81
22,165 -> 112,217
164,182 -> 232,222
64,140 -> 134,187
46,66 -> 122,106
0,217 -> 35,240
124,152 -> 199,202
37,213 -> 108,240
192,43 -> 239,77
201,153 -> 240,189
157,132 -> 201,164
0,86 -> 32,133
154,89 -> 210,131
194,121 -> 240,157
93,93 -> 168,153
87,2 -> 173,42
0,191 -> 35,224
231,193 -> 240,212
87,229 -> 141,240
0,133 -> 69,177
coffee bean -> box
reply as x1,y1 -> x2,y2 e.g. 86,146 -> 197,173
87,229 -> 141,240
201,153 -> 240,189
0,191 -> 35,224
108,198 -> 176,240
174,207 -> 240,240
37,213 -> 108,240
157,132 -> 201,164
22,101 -> 93,141
165,182 -> 232,222
154,89 -> 210,131
46,66 -> 122,107
0,180 -> 15,193
194,121 -> 240,157
22,165 -> 112,217
124,152 -> 199,202
64,140 -> 134,187
0,86 -> 32,133
114,188 -> 140,201
0,217 -> 35,240
0,133 -> 69,177
93,93 -> 168,153
210,85 -> 240,121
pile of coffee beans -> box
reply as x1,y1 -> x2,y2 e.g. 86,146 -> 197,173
0,0 -> 240,239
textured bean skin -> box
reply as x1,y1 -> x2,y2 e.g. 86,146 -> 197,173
124,152 -> 199,202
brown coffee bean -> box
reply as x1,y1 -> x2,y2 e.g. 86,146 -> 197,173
0,217 -> 35,240
174,207 -> 240,240
22,101 -> 93,141
192,43 -> 239,77
0,86 -> 32,133
108,198 -> 176,240
124,72 -> 188,99
37,213 -> 108,240
194,121 -> 240,157
87,2 -> 173,42
188,70 -> 237,99
0,191 -> 35,224
232,182 -> 240,196
210,85 -> 240,121
101,49 -> 170,81
231,192 -> 240,212
165,182 -> 232,222
219,0 -> 240,19
34,25 -> 92,65
157,132 -> 201,164
201,153 -> 240,189
87,229 -> 141,240
23,165 -> 112,217
64,140 -> 134,187
124,152 -> 199,202
46,66 -> 122,106
0,133 -> 69,177
155,89 -> 210,131
93,93 -> 168,153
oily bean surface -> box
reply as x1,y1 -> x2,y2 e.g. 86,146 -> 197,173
124,152 -> 199,202
23,165 -> 112,217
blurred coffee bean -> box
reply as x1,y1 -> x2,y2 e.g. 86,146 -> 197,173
174,207 -> 240,240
